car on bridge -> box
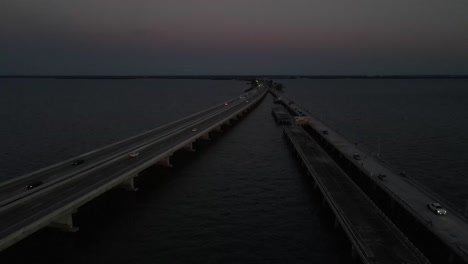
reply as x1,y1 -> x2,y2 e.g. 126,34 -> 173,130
353,153 -> 361,160
191,128 -> 198,132
26,181 -> 43,189
129,152 -> 140,158
72,160 -> 84,166
427,202 -> 447,215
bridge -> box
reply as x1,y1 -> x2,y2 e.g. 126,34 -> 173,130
272,90 -> 468,264
284,125 -> 428,264
2,83 -> 468,263
0,85 -> 267,252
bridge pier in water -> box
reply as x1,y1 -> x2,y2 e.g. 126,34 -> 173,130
156,156 -> 173,167
181,142 -> 195,152
49,212 -> 79,232
119,174 -> 139,191
199,133 -> 210,140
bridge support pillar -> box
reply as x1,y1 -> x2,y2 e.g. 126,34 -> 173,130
119,174 -> 138,191
156,156 -> 173,167
49,213 -> 79,232
181,142 -> 195,152
199,133 -> 210,140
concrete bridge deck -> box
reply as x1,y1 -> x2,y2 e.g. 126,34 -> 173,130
0,86 -> 267,252
284,125 -> 429,264
0,94 -> 248,205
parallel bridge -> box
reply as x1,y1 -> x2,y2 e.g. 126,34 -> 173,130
272,90 -> 468,264
0,86 -> 267,252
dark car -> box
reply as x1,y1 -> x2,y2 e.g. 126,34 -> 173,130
323,130 -> 329,135
353,153 -> 361,160
26,181 -> 43,189
377,174 -> 387,181
72,160 -> 84,166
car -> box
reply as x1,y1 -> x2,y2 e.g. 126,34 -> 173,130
224,102 -> 228,106
26,181 -> 43,189
245,100 -> 249,103
191,128 -> 198,132
240,96 -> 245,99
353,153 -> 361,160
129,152 -> 140,158
427,202 -> 447,215
72,159 -> 84,166
377,174 -> 387,181
322,130 -> 329,135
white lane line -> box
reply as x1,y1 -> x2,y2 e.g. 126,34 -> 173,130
30,203 -> 43,210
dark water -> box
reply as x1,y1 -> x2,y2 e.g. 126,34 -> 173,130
279,79 -> 468,211
1,78 -> 467,263
0,79 -> 242,180
0,79 -> 348,263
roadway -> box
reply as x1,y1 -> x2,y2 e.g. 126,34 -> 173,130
274,91 -> 468,263
284,125 -> 429,264
0,86 -> 267,251
0,89 -> 261,206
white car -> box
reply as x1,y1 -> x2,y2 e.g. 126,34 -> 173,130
224,102 -> 228,106
191,128 -> 198,132
427,202 -> 447,215
129,152 -> 140,158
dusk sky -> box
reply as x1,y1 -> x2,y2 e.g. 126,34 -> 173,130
1,1 -> 468,75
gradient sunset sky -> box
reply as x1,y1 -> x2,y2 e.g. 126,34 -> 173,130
1,0 -> 468,75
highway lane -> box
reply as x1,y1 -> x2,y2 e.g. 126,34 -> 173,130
284,126 -> 428,264
277,92 -> 468,263
0,89 -> 262,205
0,88 -> 267,242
